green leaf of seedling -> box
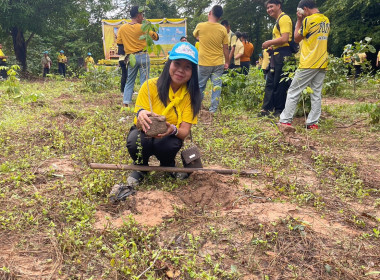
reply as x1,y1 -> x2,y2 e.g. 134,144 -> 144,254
129,54 -> 136,68
138,7 -> 144,13
141,22 -> 151,33
139,34 -> 148,41
369,45 -> 376,53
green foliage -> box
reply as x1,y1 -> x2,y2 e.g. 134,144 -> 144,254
220,68 -> 265,110
0,64 -> 21,95
323,55 -> 348,96
81,65 -> 118,93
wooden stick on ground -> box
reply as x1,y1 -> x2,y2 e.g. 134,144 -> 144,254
89,163 -> 260,176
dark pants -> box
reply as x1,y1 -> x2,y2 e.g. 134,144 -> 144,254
354,65 -> 362,78
127,126 -> 183,167
261,52 -> 291,114
43,67 -> 50,77
0,60 -> 7,79
58,63 -> 66,77
119,60 -> 128,93
240,61 -> 250,75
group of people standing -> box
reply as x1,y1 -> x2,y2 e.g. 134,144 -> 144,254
41,50 -> 94,78
259,0 -> 330,131
109,0 -> 331,201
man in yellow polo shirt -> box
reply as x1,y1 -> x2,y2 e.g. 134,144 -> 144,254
260,0 -> 293,117
376,50 -> 380,68
233,32 -> 245,73
193,5 -> 229,113
279,0 -> 330,130
117,6 -> 159,106
0,44 -> 9,79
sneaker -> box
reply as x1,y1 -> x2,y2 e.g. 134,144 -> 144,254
109,184 -> 136,203
277,122 -> 296,133
307,124 -> 319,130
127,170 -> 146,187
258,110 -> 270,117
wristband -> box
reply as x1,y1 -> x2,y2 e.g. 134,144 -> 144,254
136,109 -> 144,118
170,124 -> 178,136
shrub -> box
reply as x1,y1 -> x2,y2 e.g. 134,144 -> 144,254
220,67 -> 265,110
81,65 -> 118,93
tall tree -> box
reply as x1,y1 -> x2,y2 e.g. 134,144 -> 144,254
0,0 -> 113,72
322,0 -> 380,58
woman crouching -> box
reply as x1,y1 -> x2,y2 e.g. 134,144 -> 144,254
111,42 -> 201,201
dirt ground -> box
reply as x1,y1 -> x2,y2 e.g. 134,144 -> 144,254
0,93 -> 379,279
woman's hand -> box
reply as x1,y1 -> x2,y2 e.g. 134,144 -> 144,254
156,122 -> 175,138
137,110 -> 152,133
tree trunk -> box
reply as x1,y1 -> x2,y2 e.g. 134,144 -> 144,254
11,26 -> 27,72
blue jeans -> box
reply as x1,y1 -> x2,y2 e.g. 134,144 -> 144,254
123,53 -> 150,105
198,65 -> 224,113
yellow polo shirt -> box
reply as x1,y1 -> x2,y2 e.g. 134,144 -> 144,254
273,12 -> 292,49
134,78 -> 198,126
85,56 -> 95,65
193,22 -> 228,66
262,49 -> 270,70
353,53 -> 366,66
116,23 -> 158,54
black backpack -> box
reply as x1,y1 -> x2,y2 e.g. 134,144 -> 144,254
276,13 -> 299,54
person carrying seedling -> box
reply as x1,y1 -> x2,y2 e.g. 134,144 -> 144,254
109,42 -> 201,202
278,0 -> 330,130
117,5 -> 159,107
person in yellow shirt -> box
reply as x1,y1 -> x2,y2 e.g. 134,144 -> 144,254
57,50 -> 67,77
84,52 -> 95,71
233,32 -> 245,72
221,20 -> 237,69
279,0 -> 330,130
193,5 -> 229,113
117,6 -> 159,106
41,51 -> 52,78
377,50 -> 380,68
260,0 -> 293,117
353,52 -> 366,78
0,43 -> 9,79
109,42 -> 201,202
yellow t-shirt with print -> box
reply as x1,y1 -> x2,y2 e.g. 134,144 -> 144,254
234,39 -> 245,66
195,42 -> 199,51
299,13 -> 330,69
193,22 -> 228,66
85,56 -> 95,65
273,12 -> 292,50
0,49 -> 6,62
116,23 -> 158,54
58,54 -> 67,63
134,78 -> 198,126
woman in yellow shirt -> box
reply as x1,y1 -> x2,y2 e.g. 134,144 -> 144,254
110,42 -> 201,202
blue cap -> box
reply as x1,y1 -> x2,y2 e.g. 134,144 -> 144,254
60,50 -> 64,53
169,42 -> 198,65
87,52 -> 91,56
44,51 -> 48,54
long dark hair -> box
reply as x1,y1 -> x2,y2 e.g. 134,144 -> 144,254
157,59 -> 201,119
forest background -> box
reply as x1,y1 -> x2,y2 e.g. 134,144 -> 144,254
0,0 -> 379,75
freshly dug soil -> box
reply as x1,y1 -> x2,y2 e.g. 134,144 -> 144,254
176,171 -> 240,210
